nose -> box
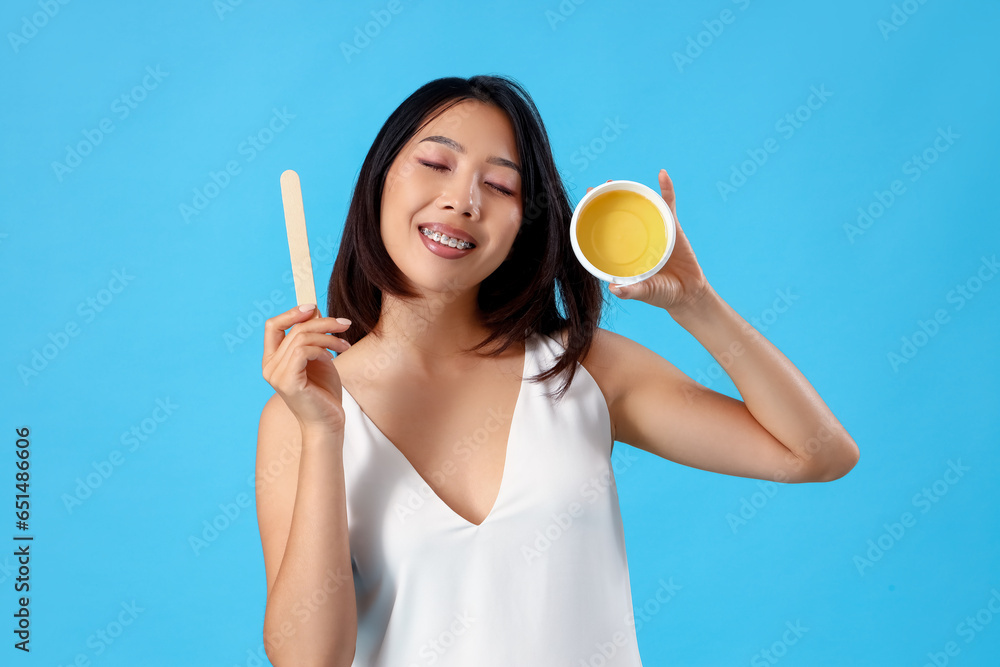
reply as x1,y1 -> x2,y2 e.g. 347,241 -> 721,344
437,169 -> 481,220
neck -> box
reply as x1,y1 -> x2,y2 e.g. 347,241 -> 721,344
368,283 -> 501,374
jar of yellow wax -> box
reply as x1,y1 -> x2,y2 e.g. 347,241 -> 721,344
570,180 -> 676,285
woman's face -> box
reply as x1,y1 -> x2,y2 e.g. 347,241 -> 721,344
380,99 -> 523,296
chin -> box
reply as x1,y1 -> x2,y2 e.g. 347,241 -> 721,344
403,266 -> 481,298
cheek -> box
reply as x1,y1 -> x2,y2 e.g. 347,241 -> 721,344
379,185 -> 404,248
380,172 -> 412,223
385,167 -> 432,212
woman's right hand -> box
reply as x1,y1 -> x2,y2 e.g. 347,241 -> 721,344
262,304 -> 353,432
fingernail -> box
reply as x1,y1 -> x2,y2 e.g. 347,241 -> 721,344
335,317 -> 352,326
298,304 -> 315,312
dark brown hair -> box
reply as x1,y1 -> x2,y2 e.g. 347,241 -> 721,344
327,74 -> 606,402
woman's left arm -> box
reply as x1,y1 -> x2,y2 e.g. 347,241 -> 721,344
599,170 -> 860,483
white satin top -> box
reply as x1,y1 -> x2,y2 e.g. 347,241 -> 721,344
340,331 -> 643,666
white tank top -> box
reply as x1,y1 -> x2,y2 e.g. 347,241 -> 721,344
340,331 -> 643,666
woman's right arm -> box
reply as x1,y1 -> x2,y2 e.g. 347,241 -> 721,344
256,305 -> 357,667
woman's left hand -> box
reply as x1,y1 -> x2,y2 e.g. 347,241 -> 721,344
589,169 -> 712,314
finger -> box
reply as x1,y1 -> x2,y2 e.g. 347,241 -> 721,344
610,279 -> 638,300
292,344 -> 336,366
658,169 -> 677,219
265,316 -> 352,379
287,331 -> 352,354
270,344 -> 336,390
264,304 -> 318,357
286,314 -> 353,336
278,315 -> 352,355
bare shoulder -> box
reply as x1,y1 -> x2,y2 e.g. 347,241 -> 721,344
551,324 -> 622,374
550,326 -> 653,440
551,324 -> 642,381
258,392 -> 301,453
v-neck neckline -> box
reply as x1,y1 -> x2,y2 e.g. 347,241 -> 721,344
341,333 -> 534,529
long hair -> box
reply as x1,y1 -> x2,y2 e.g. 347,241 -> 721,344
327,74 -> 605,402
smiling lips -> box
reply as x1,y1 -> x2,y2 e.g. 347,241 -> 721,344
418,223 -> 477,248
419,222 -> 476,247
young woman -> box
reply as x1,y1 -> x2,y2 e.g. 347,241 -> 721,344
255,75 -> 859,666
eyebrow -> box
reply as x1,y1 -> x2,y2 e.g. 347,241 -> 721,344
418,135 -> 522,176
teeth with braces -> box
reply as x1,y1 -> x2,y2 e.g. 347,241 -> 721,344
420,227 -> 475,250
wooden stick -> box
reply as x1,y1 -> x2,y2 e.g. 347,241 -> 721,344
279,169 -> 318,308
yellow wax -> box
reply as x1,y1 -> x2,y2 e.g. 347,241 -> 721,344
576,190 -> 667,277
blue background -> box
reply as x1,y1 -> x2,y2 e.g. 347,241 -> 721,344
3,0 -> 998,664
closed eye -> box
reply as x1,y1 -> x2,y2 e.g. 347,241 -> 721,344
420,161 -> 448,172
419,161 -> 514,197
